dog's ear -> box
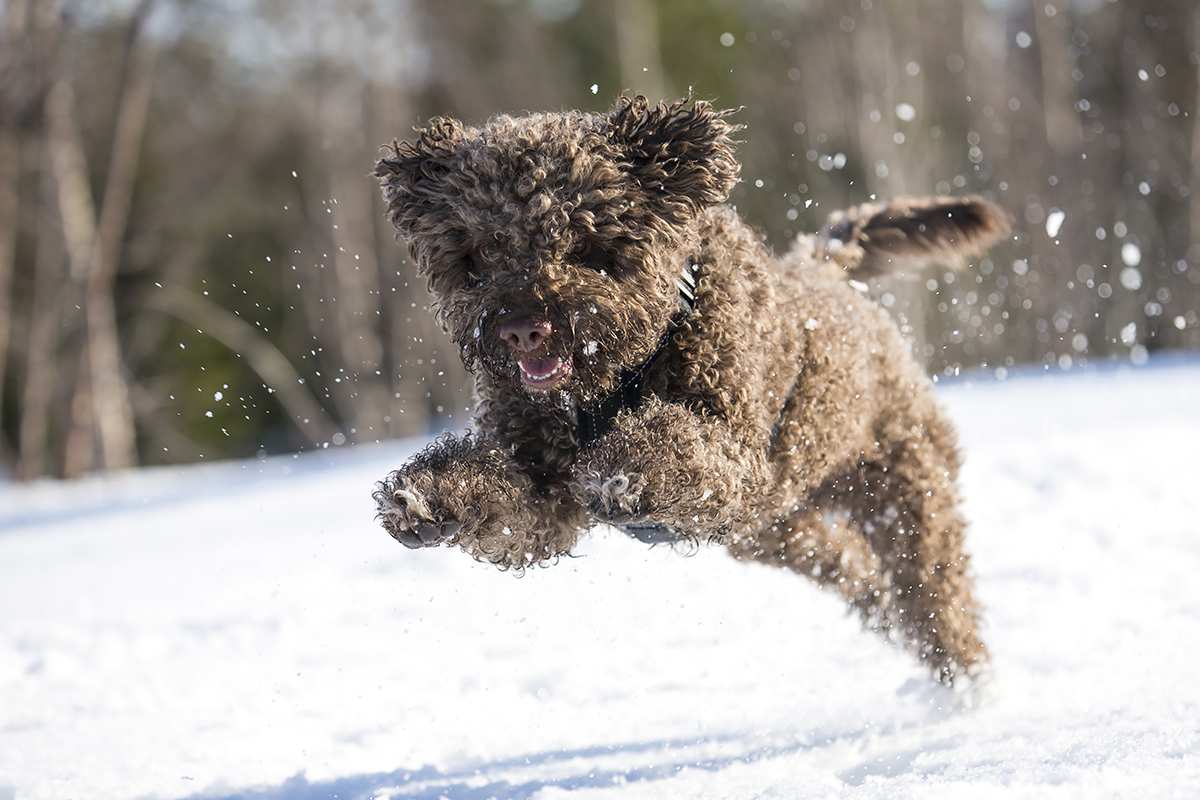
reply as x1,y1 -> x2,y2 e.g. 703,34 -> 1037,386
375,117 -> 467,240
819,195 -> 1012,277
608,95 -> 741,223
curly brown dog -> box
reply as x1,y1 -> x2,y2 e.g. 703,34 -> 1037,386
373,96 -> 1010,685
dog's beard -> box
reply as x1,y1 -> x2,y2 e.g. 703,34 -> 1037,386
456,306 -> 576,396
453,302 -> 659,405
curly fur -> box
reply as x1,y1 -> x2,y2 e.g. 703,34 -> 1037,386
817,195 -> 1012,278
373,96 -> 1010,685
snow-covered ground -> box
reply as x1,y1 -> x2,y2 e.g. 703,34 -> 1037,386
2,359 -> 1199,800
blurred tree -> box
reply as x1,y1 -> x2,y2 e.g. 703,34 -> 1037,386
0,0 -> 32,466
1,0 -> 1198,480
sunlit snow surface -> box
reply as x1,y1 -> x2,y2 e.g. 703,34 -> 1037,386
2,360 -> 1199,800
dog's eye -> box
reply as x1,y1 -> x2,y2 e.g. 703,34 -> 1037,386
572,241 -> 610,272
459,252 -> 490,290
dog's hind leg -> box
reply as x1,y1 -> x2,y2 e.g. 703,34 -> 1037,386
849,417 -> 988,685
727,498 -> 885,622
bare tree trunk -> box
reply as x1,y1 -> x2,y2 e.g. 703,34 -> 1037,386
367,80 -> 458,438
45,77 -> 99,475
1107,2 -> 1153,355
0,124 -> 18,461
45,4 -> 155,475
0,2 -> 30,352
83,37 -> 155,470
60,370 -> 94,476
612,0 -> 669,100
852,2 -> 934,366
44,83 -> 95,271
1032,0 -> 1082,156
368,82 -> 413,438
1189,6 -> 1200,261
322,78 -> 389,439
18,150 -> 63,479
1,1 -> 33,465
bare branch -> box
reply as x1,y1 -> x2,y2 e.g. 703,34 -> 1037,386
148,288 -> 339,447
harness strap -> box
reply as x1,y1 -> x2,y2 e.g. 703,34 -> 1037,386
575,259 -> 699,448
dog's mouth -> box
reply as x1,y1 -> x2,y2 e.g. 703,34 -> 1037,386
517,354 -> 572,391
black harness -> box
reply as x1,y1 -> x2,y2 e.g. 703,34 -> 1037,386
575,260 -> 700,449
574,260 -> 700,545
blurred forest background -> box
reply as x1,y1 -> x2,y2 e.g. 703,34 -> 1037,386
0,0 -> 1197,480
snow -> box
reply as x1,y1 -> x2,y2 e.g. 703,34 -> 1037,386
1121,242 -> 1142,268
2,360 -> 1200,799
1120,267 -> 1143,291
1044,209 -> 1065,239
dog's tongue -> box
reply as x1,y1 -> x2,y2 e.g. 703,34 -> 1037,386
519,355 -> 562,380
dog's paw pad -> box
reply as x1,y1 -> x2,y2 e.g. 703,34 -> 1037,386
391,520 -> 461,549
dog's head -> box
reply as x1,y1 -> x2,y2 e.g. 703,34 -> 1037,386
376,95 -> 739,404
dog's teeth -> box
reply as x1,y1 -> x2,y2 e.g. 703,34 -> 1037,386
519,358 -> 565,382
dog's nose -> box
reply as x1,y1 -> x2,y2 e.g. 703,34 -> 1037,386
496,317 -> 552,352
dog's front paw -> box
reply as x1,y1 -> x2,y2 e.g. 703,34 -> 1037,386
374,476 -> 462,549
581,471 -> 647,521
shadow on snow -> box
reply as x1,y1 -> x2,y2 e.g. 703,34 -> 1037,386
182,727 -> 865,800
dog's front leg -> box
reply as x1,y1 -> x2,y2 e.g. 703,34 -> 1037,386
374,433 -> 584,569
574,397 -> 769,539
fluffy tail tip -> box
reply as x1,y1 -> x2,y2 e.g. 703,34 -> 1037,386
818,195 -> 1012,278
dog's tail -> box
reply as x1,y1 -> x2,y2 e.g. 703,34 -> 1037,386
815,195 -> 1011,278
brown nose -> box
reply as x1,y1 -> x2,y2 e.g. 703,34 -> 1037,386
496,316 -> 551,352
